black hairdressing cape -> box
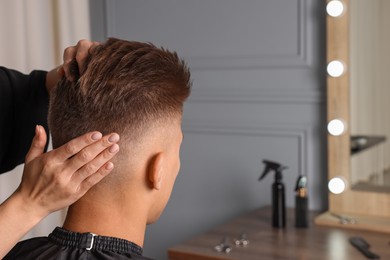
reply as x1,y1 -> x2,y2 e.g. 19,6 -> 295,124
4,227 -> 153,260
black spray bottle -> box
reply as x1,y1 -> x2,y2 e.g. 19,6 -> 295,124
259,160 -> 287,228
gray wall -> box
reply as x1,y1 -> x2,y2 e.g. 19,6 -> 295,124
89,0 -> 327,259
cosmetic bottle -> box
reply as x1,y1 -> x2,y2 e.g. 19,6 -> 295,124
259,160 -> 287,228
295,175 -> 309,228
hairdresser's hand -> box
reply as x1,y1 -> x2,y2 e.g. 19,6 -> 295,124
0,126 -> 118,258
46,39 -> 100,92
60,39 -> 100,81
15,125 -> 120,218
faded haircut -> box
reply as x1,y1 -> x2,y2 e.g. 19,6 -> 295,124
48,38 -> 191,149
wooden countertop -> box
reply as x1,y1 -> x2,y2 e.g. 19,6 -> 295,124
168,206 -> 390,260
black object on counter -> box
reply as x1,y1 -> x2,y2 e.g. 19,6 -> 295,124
349,237 -> 380,259
259,160 -> 287,228
295,175 -> 309,228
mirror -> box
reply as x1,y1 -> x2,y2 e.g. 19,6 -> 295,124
350,0 -> 390,192
315,0 -> 390,233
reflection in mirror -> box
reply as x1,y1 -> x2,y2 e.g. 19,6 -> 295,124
350,0 -> 390,192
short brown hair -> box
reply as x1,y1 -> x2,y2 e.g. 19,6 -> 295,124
49,38 -> 191,148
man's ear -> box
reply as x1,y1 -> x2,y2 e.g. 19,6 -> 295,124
148,152 -> 164,190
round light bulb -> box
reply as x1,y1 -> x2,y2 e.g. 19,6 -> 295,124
326,0 -> 344,17
327,60 -> 345,77
327,119 -> 346,136
328,177 -> 346,194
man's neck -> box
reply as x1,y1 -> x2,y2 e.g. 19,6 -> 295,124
62,193 -> 148,247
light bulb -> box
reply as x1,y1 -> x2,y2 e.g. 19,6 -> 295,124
328,177 -> 346,194
327,60 -> 345,77
327,119 -> 346,136
326,0 -> 344,17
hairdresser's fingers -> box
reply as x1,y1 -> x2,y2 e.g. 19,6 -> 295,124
77,162 -> 115,194
75,40 -> 100,73
25,125 -> 47,164
72,143 -> 119,184
50,131 -> 103,163
62,45 -> 77,80
65,133 -> 120,173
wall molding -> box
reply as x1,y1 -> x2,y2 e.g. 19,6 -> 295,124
104,0 -> 311,70
186,0 -> 309,70
189,87 -> 324,104
182,122 -> 310,176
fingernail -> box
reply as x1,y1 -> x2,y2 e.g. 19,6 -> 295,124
91,132 -> 103,140
35,125 -> 41,135
105,162 -> 114,170
109,144 -> 119,153
108,133 -> 120,143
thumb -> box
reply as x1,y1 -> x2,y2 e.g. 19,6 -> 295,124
25,125 -> 47,164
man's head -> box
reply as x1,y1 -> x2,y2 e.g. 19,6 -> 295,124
48,38 -> 191,223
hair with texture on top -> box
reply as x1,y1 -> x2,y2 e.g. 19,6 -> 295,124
48,38 -> 191,150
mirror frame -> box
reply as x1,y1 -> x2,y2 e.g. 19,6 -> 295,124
315,0 -> 390,233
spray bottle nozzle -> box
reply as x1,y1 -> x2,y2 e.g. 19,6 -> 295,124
258,160 -> 287,181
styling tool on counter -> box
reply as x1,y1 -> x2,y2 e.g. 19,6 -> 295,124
214,236 -> 232,254
259,159 -> 287,228
295,175 -> 309,228
349,237 -> 380,259
331,212 -> 357,224
234,232 -> 249,247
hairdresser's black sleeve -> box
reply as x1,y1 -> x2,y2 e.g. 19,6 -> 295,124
0,66 -> 49,174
